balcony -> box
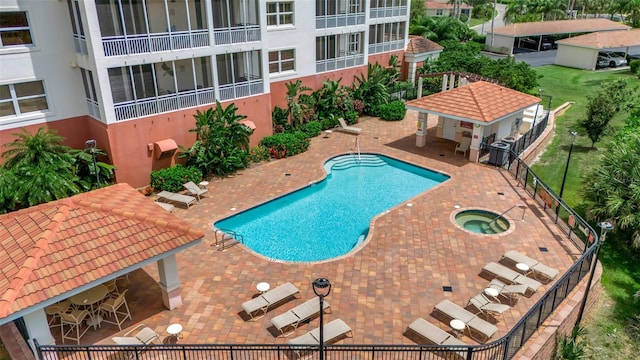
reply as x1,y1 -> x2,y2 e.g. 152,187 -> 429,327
369,6 -> 408,18
213,25 -> 260,45
218,76 -> 264,101
86,99 -> 100,120
316,12 -> 365,29
102,30 -> 209,57
113,88 -> 215,121
316,53 -> 365,72
368,40 -> 405,54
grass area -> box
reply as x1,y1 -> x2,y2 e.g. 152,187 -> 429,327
468,17 -> 487,27
532,65 -> 640,358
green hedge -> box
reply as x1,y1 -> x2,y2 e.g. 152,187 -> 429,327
375,100 -> 406,121
150,165 -> 202,192
630,59 -> 640,76
248,145 -> 271,163
300,121 -> 323,137
260,132 -> 310,159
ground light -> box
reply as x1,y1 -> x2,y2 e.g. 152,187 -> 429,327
575,221 -> 614,326
312,278 -> 331,360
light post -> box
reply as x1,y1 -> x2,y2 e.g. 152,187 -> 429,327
85,139 -> 100,187
312,278 -> 331,360
558,131 -> 578,200
575,221 -> 614,326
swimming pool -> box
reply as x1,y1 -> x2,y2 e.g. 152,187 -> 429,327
214,154 -> 449,262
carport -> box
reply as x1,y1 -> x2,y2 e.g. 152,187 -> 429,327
486,18 -> 631,55
555,29 -> 640,70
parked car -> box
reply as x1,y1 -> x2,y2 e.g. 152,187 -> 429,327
605,51 -> 640,63
596,57 -> 610,69
598,51 -> 628,67
520,37 -> 553,51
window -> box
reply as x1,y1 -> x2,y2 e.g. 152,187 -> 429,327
435,9 -> 443,16
269,49 -> 295,74
0,12 -> 33,47
348,33 -> 361,54
267,2 -> 293,26
0,81 -> 48,117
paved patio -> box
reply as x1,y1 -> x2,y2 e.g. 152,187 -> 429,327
52,111 -> 580,347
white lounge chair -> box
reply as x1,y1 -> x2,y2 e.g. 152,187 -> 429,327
156,190 -> 197,208
154,201 -> 174,212
454,137 -> 471,157
288,319 -> 352,357
336,118 -> 362,135
488,279 -> 529,303
482,262 -> 542,295
434,300 -> 498,343
406,318 -> 467,358
112,324 -> 160,359
468,293 -> 511,318
241,282 -> 300,320
183,181 -> 208,200
501,250 -> 559,282
271,297 -> 331,336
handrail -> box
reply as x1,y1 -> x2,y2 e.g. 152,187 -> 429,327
213,228 -> 243,251
487,204 -> 526,226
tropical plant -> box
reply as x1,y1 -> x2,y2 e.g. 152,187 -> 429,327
313,79 -> 352,121
260,132 -> 310,159
555,325 -> 587,359
248,145 -> 271,163
272,105 -> 289,133
375,100 -> 407,121
69,148 -> 116,190
352,63 -> 391,115
179,102 -> 253,176
410,0 -> 426,19
285,80 -> 312,127
504,0 -> 532,23
150,165 -> 202,193
409,16 -> 473,42
534,0 -> 568,21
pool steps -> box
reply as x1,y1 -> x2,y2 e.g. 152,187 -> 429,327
325,154 -> 386,172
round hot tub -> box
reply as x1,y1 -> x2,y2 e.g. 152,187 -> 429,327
455,209 -> 510,235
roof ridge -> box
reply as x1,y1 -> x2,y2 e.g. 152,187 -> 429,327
0,202 -> 70,317
467,83 -> 487,121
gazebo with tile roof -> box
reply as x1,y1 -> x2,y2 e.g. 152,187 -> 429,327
405,80 -> 541,162
0,183 -> 204,349
404,36 -> 444,84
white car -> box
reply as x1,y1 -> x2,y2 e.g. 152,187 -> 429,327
598,52 -> 628,67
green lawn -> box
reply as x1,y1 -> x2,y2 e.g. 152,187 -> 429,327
468,17 -> 487,27
532,65 -> 640,358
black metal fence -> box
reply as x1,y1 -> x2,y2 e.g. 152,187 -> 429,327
37,146 -> 599,360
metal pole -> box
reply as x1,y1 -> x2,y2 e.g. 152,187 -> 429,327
312,278 -> 331,360
318,294 -> 325,360
92,149 -> 100,186
575,222 -> 613,326
558,131 -> 577,199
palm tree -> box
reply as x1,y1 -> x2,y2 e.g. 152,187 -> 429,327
285,80 -> 311,128
409,16 -> 438,41
504,0 -> 531,23
534,0 -> 567,21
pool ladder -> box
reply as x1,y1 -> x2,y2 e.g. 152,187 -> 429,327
487,204 -> 528,226
213,228 -> 243,251
350,136 -> 361,159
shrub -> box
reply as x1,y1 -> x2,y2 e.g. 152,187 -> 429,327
321,116 -> 340,130
248,145 -> 271,163
300,121 -> 323,137
272,106 -> 289,133
352,99 -> 365,115
150,165 -> 202,193
630,59 -> 640,76
260,132 -> 310,158
344,110 -> 358,125
375,100 -> 406,121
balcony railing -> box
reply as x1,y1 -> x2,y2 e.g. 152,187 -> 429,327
113,88 -> 215,121
316,12 -> 365,29
369,6 -> 408,18
102,30 -> 209,57
73,34 -> 87,55
86,99 -> 100,120
368,40 -> 405,54
316,53 -> 365,73
213,25 -> 260,45
218,77 -> 264,101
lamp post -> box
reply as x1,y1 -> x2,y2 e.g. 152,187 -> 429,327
312,278 -> 331,360
575,221 -> 614,326
85,139 -> 100,187
558,131 -> 578,200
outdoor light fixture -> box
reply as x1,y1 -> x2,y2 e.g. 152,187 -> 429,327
312,278 -> 331,360
575,221 -> 614,326
85,139 -> 100,187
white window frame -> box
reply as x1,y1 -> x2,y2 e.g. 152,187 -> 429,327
268,49 -> 296,74
348,33 -> 361,54
0,11 -> 34,48
266,1 -> 294,27
0,80 -> 49,118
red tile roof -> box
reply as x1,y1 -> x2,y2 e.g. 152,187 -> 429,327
405,81 -> 540,123
556,29 -> 640,49
0,184 -> 204,320
491,18 -> 630,37
406,36 -> 444,54
426,1 -> 472,10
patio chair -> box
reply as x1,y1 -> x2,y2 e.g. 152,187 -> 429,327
45,300 -> 71,329
406,317 -> 468,347
241,282 -> 300,321
99,289 -> 132,331
288,319 -> 352,357
336,118 -> 362,135
112,324 -> 160,359
500,250 -> 559,282
60,309 -> 91,344
156,190 -> 197,208
271,297 -> 331,336
434,300 -> 498,342
454,137 -> 471,157
487,279 -> 529,303
468,293 -> 511,318
155,201 -> 175,212
481,262 -> 542,295
183,181 -> 208,200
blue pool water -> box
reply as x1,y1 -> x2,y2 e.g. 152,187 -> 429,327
214,154 -> 449,262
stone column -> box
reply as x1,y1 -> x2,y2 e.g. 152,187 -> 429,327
158,254 -> 183,310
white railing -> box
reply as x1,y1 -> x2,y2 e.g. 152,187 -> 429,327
218,78 -> 264,101
315,13 -> 365,29
213,26 -> 260,45
102,30 -> 210,57
369,6 -> 407,18
368,40 -> 405,54
113,87 -> 216,121
73,35 -> 87,55
316,54 -> 365,73
86,99 -> 100,119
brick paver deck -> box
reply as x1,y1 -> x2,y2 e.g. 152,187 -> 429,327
54,112 -> 579,347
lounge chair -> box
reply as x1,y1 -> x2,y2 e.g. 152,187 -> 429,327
487,279 -> 529,303
271,297 -> 331,336
482,262 -> 542,295
112,324 -> 160,359
241,282 -> 300,321
406,318 -> 467,358
183,181 -> 208,200
434,300 -> 498,342
500,250 -> 559,282
454,137 -> 471,157
288,319 -> 352,357
156,190 -> 197,208
468,294 -> 511,318
336,118 -> 362,135
155,201 -> 175,212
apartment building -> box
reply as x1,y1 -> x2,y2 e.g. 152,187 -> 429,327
0,0 -> 410,187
